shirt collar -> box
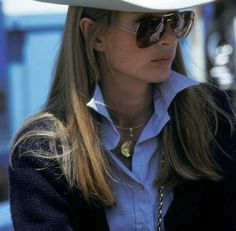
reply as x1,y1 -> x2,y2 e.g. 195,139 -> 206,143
86,70 -> 199,149
86,85 -> 114,124
87,70 -> 198,118
137,70 -> 198,143
153,70 -> 198,114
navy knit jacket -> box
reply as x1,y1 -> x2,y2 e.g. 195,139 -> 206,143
9,85 -> 236,231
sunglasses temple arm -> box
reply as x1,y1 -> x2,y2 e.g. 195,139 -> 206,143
117,26 -> 137,34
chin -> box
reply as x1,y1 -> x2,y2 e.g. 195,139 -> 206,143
153,76 -> 169,83
148,69 -> 171,83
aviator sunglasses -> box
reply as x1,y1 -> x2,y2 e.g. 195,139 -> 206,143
118,11 -> 195,48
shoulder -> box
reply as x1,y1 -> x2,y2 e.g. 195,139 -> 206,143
201,84 -> 236,173
9,114 -> 66,173
9,118 -> 85,231
12,114 -> 65,153
199,83 -> 235,117
190,83 -> 236,171
199,83 -> 236,135
9,115 -> 70,200
15,114 -> 61,142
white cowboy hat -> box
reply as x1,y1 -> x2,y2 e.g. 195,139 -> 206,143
34,0 -> 215,12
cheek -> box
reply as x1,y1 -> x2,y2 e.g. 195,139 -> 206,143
104,33 -> 144,71
102,31 -> 177,83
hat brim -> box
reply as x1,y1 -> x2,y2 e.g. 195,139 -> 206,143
34,0 -> 214,12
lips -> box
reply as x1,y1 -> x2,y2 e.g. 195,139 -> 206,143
151,53 -> 174,65
152,55 -> 173,62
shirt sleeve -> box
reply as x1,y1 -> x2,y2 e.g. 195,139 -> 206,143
9,136 -> 76,231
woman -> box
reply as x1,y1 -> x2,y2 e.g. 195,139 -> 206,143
9,0 -> 236,230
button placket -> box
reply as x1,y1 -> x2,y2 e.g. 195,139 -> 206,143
133,185 -> 154,231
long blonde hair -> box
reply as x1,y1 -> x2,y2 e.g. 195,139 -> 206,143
10,6 -> 233,206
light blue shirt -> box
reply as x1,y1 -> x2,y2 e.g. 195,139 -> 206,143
87,70 -> 198,231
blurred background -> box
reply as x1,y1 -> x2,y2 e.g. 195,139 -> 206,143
0,0 -> 235,230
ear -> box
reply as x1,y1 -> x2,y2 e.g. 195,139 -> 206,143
80,17 -> 94,40
79,17 -> 106,52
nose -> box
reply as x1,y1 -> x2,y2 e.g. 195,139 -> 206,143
158,23 -> 178,45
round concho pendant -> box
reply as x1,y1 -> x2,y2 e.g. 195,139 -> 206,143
120,140 -> 134,158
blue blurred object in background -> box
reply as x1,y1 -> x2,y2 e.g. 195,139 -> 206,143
0,3 -> 10,229
0,0 -> 67,229
0,201 -> 12,231
0,0 -> 8,146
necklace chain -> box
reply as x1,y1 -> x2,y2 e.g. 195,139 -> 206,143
114,121 -> 147,130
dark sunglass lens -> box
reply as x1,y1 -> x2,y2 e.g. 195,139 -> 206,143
137,18 -> 163,48
172,12 -> 194,38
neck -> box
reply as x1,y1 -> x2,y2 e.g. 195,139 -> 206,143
99,72 -> 154,128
